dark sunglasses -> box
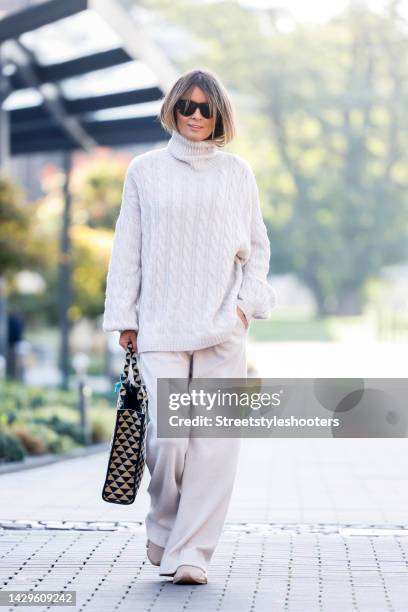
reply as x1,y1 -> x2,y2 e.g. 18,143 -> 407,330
175,98 -> 213,119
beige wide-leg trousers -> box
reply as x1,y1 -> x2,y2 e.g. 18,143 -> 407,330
137,316 -> 248,575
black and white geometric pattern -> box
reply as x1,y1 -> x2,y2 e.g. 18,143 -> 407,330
102,340 -> 148,505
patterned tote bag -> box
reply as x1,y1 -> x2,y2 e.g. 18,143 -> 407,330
102,340 -> 148,505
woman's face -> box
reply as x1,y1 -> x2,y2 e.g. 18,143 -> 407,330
175,86 -> 215,142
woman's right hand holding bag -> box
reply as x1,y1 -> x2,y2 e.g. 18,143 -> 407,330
120,330 -> 138,353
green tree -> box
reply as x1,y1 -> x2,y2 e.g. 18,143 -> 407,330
70,154 -> 129,230
253,4 -> 408,315
5,156 -> 126,326
0,176 -> 36,275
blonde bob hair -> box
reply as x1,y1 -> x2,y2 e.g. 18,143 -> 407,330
159,68 -> 236,147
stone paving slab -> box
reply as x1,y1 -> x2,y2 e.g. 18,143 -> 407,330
1,523 -> 408,612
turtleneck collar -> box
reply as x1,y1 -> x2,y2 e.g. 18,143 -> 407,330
167,129 -> 219,170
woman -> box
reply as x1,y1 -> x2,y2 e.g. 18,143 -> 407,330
102,68 -> 277,585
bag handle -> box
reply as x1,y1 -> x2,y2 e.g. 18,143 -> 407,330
116,339 -> 148,408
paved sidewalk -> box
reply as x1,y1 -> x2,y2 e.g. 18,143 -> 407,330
2,522 -> 408,612
2,438 -> 408,611
2,438 -> 408,525
1,341 -> 408,611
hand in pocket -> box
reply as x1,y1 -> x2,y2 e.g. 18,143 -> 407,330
236,306 -> 248,330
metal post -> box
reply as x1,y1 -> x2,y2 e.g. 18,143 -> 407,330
0,43 -> 11,368
72,352 -> 92,445
78,377 -> 92,445
0,277 -> 7,371
58,151 -> 72,390
0,44 -> 11,175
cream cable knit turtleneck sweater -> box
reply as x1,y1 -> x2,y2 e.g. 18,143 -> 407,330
102,129 -> 277,352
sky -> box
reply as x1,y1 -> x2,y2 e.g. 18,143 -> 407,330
238,0 -> 403,24
240,0 -> 348,23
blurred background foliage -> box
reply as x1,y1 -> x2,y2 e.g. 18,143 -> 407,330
2,154 -> 127,327
1,0 -> 408,327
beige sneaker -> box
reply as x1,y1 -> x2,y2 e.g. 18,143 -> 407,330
146,539 -> 165,566
173,565 -> 208,585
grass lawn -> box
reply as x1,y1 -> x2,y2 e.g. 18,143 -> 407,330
249,313 -> 380,342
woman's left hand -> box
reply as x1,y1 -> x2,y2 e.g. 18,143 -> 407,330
236,306 -> 248,329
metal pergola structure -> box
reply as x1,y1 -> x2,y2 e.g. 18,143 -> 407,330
0,0 -> 179,160
0,0 -> 179,387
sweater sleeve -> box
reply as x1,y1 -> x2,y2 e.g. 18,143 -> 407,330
236,164 -> 277,322
102,161 -> 142,333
